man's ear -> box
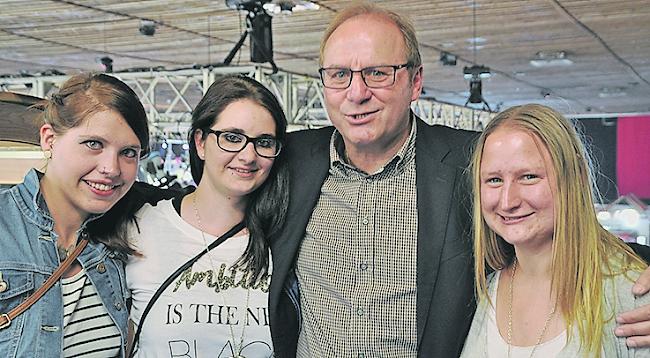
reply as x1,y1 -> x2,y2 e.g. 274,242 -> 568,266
410,65 -> 424,102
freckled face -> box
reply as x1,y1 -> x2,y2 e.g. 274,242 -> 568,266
479,127 -> 556,250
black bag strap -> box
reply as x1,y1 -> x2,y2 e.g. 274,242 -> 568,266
128,221 -> 245,357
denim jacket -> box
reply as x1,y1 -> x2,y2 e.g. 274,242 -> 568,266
0,169 -> 130,357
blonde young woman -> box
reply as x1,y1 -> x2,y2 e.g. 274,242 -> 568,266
461,104 -> 650,357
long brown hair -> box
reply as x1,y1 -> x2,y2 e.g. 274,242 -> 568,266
188,75 -> 289,284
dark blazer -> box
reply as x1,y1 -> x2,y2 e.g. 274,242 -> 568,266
269,118 -> 480,357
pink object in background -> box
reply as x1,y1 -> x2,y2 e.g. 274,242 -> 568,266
617,116 -> 650,199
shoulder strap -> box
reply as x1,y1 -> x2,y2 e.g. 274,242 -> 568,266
0,239 -> 89,330
129,221 -> 245,357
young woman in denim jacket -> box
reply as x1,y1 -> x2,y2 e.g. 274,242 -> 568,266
0,73 -> 150,357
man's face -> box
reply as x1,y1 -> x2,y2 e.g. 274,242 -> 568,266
321,14 -> 422,153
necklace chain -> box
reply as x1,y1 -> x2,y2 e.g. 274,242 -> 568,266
506,258 -> 556,358
192,194 -> 249,358
57,243 -> 76,262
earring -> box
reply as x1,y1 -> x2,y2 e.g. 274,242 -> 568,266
43,150 -> 52,160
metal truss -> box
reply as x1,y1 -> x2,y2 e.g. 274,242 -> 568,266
1,65 -> 491,133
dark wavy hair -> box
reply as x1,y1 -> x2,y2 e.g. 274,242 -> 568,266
188,75 -> 289,283
37,73 -> 149,258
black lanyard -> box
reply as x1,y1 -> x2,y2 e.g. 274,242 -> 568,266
128,220 -> 245,357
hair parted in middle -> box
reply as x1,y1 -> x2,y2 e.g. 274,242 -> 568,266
188,74 -> 289,284
470,103 -> 645,356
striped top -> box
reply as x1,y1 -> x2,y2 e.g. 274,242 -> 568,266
62,269 -> 121,358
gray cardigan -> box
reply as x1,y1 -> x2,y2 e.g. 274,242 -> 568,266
461,267 -> 650,357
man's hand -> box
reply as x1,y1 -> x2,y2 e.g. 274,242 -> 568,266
615,265 -> 650,347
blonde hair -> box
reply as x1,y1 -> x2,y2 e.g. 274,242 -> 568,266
470,104 -> 646,356
318,1 -> 422,71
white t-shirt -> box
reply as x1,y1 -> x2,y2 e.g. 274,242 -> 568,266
486,270 -> 566,358
127,199 -> 273,358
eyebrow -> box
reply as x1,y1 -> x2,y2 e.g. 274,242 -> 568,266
78,134 -> 142,150
479,170 -> 500,177
217,127 -> 276,138
323,64 -> 393,69
480,167 -> 546,177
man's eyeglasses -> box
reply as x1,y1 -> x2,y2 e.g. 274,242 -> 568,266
203,129 -> 282,158
318,63 -> 412,89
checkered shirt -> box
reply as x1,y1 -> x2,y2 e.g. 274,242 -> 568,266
296,120 -> 418,358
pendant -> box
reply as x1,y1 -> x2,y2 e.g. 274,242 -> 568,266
57,245 -> 69,262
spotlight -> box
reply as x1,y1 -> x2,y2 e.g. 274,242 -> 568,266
223,0 -> 276,68
98,56 -> 113,73
463,65 -> 491,80
440,51 -> 457,66
226,0 -> 270,11
139,19 -> 156,36
467,78 -> 483,104
529,50 -> 573,67
249,10 -> 273,63
463,64 -> 491,110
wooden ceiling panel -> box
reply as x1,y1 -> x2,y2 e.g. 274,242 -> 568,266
1,0 -> 649,114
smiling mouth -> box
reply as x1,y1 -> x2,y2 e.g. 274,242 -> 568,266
231,168 -> 257,174
84,180 -> 119,192
348,110 -> 379,120
500,213 -> 533,222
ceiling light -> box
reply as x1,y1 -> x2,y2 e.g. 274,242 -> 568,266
223,0 -> 276,69
97,56 -> 113,73
263,1 -> 319,14
440,51 -> 457,66
463,65 -> 491,80
466,37 -> 486,44
467,79 -> 484,104
226,0 -> 269,10
139,19 -> 156,36
529,51 -> 573,67
463,66 -> 491,110
228,0 -> 318,14
598,87 -> 627,98
463,0 -> 491,111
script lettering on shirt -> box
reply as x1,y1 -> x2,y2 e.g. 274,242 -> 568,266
172,264 -> 270,294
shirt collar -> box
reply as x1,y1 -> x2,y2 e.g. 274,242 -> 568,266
329,114 -> 417,177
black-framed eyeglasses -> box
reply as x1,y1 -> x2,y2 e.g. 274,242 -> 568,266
318,63 -> 412,89
204,129 -> 282,158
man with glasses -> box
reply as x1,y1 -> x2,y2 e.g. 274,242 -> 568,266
269,3 -> 475,357
268,2 -> 650,358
